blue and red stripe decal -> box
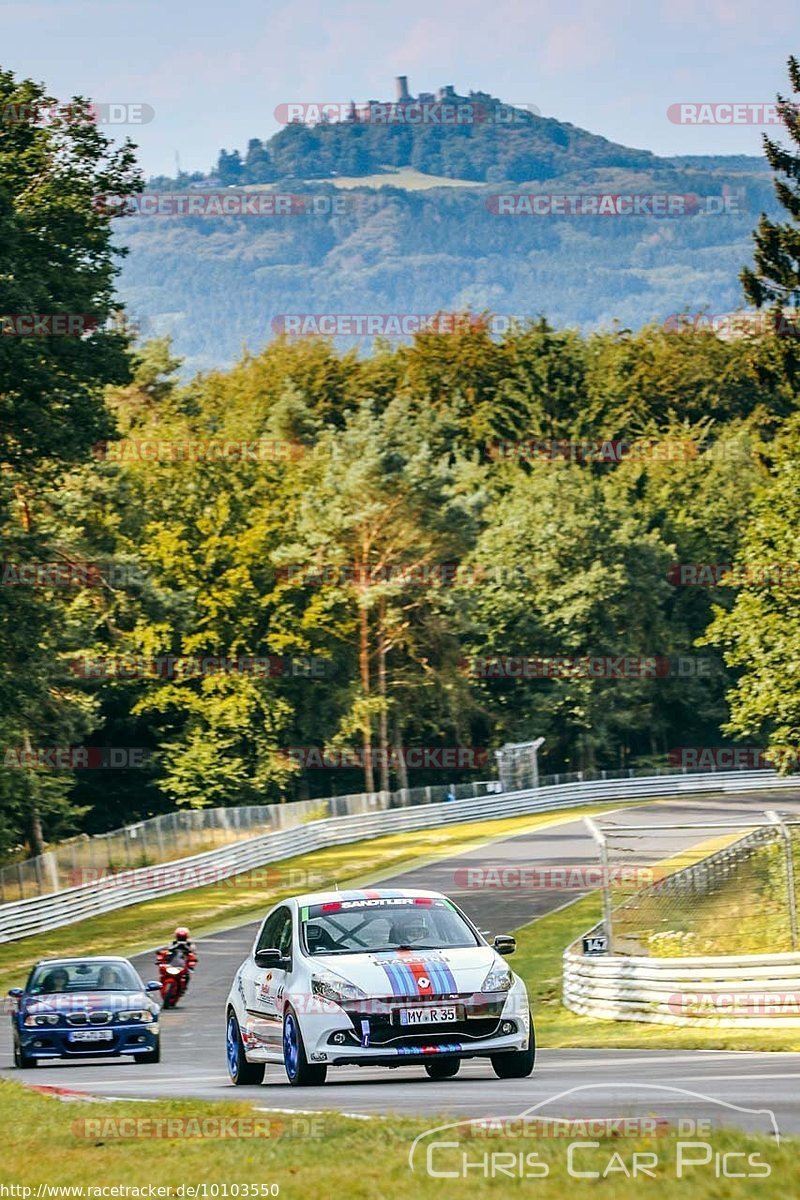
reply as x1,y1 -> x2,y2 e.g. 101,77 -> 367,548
377,953 -> 457,997
395,1043 -> 462,1056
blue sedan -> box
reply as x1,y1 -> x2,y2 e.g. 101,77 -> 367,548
8,956 -> 162,1068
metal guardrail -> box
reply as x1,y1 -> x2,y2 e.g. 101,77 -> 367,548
0,782 -> 492,903
563,948 -> 800,1027
0,768 -> 796,944
0,762 -> 777,903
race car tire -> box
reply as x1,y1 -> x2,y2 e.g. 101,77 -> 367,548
282,1007 -> 327,1086
424,1059 -> 460,1080
226,1010 -> 265,1085
490,1016 -> 536,1079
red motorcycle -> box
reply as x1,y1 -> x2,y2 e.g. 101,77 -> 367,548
156,946 -> 197,1008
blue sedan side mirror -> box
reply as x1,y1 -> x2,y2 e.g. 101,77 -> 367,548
145,981 -> 161,992
8,988 -> 23,999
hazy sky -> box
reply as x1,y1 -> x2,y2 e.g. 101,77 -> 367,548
3,0 -> 800,177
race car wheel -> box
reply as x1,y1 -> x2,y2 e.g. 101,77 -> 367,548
13,1035 -> 35,1069
282,1007 -> 327,1087
491,1015 -> 536,1079
226,1011 -> 265,1085
424,1059 -> 460,1080
134,1037 -> 161,1064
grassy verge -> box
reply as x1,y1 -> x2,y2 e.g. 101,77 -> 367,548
0,801 -> 642,992
0,1078 -> 794,1196
515,895 -> 800,1051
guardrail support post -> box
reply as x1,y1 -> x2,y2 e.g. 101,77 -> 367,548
584,817 -> 613,953
766,809 -> 799,951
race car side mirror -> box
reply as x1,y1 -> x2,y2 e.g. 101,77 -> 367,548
145,981 -> 162,992
493,935 -> 516,956
7,988 -> 23,998
255,948 -> 283,969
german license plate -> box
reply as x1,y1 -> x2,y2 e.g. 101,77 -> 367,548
69,1030 -> 114,1042
399,1006 -> 458,1025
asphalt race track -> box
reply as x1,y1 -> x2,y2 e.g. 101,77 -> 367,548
3,792 -> 800,1136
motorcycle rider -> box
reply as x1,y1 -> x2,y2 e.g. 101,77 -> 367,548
162,925 -> 197,981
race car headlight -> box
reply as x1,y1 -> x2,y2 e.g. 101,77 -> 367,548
117,1010 -> 154,1023
311,973 -> 367,1005
481,965 -> 513,993
23,1013 -> 59,1027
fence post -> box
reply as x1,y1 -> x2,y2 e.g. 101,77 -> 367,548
585,817 -> 613,953
766,810 -> 799,951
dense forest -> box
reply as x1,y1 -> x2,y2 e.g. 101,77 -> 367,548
2,63 -> 800,861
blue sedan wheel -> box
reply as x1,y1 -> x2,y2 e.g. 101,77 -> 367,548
13,1034 -> 35,1070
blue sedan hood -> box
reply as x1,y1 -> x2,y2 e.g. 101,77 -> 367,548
24,991 -> 149,1013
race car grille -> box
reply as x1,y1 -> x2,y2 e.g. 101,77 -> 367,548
331,1014 -> 506,1047
66,1011 -> 113,1025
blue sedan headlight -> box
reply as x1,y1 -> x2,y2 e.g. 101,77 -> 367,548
23,1013 -> 60,1027
117,1010 -> 154,1023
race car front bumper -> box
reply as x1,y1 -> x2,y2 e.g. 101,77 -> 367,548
294,981 -> 531,1066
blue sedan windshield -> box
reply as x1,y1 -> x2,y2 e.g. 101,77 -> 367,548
27,960 -> 141,995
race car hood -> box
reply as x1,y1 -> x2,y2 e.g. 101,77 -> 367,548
23,991 -> 149,1014
311,946 -> 501,998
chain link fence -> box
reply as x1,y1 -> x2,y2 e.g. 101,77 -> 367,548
589,813 -> 800,956
0,779 -> 498,903
1,761 -> 783,904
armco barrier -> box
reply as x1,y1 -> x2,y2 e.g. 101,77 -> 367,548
1,769 -> 797,943
563,943 -> 800,1027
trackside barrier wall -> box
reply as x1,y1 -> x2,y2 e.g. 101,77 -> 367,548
563,943 -> 800,1027
1,769 -> 797,944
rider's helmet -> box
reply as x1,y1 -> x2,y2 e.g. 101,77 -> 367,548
174,926 -> 190,941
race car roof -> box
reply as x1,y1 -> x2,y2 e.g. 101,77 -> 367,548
289,887 -> 448,909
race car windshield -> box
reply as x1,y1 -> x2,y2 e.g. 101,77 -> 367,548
300,898 -> 480,955
27,960 -> 141,994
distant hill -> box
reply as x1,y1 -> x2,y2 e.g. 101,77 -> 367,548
119,80 -> 779,373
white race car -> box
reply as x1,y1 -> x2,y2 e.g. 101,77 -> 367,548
224,887 -> 534,1086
